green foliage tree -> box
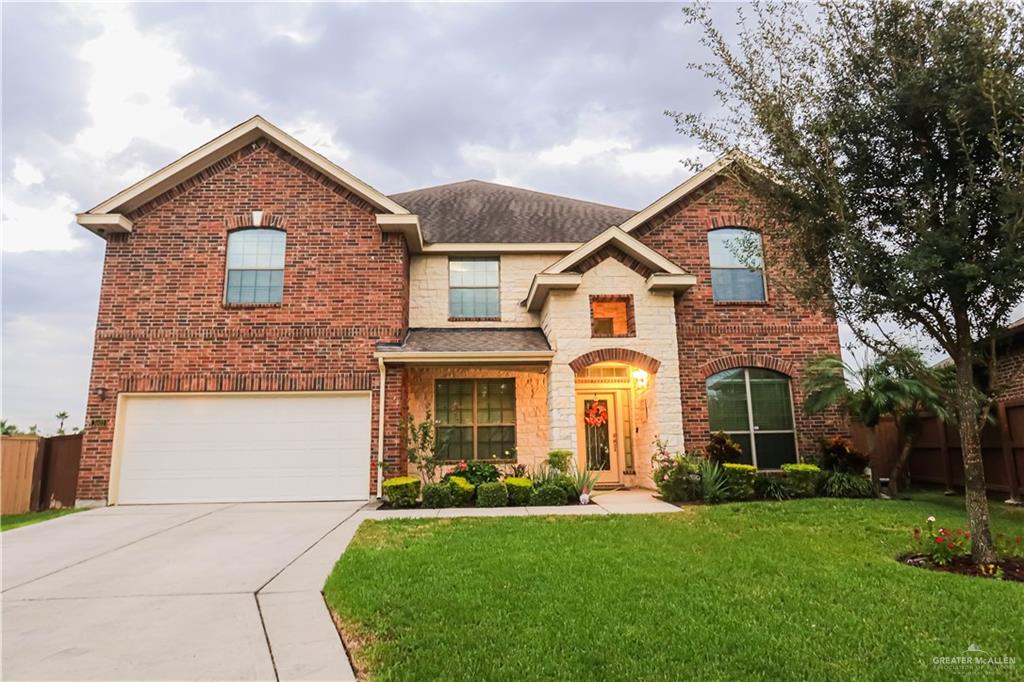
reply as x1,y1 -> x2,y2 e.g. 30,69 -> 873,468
804,348 -> 952,495
0,419 -> 17,436
55,411 -> 69,435
402,410 -> 448,484
677,0 -> 1024,562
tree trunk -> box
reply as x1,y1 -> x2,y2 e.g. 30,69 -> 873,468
888,435 -> 915,497
953,345 -> 997,564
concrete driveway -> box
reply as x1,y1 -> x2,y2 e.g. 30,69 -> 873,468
1,502 -> 364,681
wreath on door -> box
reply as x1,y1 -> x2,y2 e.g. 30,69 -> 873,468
584,402 -> 608,428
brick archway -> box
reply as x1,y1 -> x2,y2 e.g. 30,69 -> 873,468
699,353 -> 797,379
569,348 -> 661,374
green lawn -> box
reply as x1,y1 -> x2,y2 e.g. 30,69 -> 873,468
324,492 -> 1024,681
1,507 -> 83,531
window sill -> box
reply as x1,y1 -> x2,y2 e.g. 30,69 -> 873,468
448,316 -> 501,322
591,333 -> 637,339
712,300 -> 768,307
223,303 -> 283,309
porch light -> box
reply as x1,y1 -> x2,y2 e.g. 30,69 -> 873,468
631,368 -> 649,388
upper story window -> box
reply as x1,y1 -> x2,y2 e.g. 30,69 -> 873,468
706,368 -> 797,469
225,229 -> 286,304
590,295 -> 635,338
707,228 -> 765,302
449,257 -> 499,319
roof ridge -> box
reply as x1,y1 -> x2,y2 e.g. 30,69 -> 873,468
391,178 -> 634,213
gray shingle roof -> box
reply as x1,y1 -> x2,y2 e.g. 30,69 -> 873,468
377,328 -> 552,354
390,180 -> 635,243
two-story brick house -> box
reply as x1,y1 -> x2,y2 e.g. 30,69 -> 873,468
76,116 -> 844,505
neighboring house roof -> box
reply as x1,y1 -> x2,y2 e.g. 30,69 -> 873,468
390,180 -> 635,244
375,328 -> 554,363
77,115 -> 411,238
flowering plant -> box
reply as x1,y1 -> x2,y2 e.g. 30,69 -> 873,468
912,515 -> 970,565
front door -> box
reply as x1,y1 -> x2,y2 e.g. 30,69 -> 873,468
575,391 -> 621,485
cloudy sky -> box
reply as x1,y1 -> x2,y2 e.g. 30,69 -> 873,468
3,3 -> 1018,434
4,2 -> 729,433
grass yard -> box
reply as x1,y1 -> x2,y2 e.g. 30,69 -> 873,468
1,507 -> 83,531
324,492 -> 1024,681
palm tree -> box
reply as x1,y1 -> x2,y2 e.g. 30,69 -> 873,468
55,411 -> 69,435
804,348 -> 952,496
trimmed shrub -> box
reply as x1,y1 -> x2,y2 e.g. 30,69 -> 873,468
781,463 -> 821,498
382,476 -> 420,508
546,449 -> 573,472
421,482 -> 453,508
722,463 -> 757,500
705,432 -> 744,464
551,475 -> 575,503
505,477 -> 533,506
448,476 -> 475,506
530,483 -> 568,506
477,481 -> 508,507
819,471 -> 877,498
755,471 -> 792,500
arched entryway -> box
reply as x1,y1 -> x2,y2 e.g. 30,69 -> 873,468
569,349 -> 662,486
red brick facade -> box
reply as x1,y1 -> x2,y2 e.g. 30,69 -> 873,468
632,176 -> 847,455
78,139 -> 409,500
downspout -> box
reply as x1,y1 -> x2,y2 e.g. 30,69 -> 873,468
376,356 -> 386,499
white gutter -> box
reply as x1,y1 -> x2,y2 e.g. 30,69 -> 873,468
376,355 -> 386,499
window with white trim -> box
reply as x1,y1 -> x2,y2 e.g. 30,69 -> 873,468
225,229 -> 286,304
449,258 -> 499,318
705,368 -> 797,469
708,228 -> 765,302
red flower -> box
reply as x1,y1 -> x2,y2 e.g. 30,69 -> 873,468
936,537 -> 944,544
965,532 -> 971,539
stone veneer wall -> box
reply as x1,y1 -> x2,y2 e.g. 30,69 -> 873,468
408,254 -> 559,327
404,366 -> 550,473
542,257 -> 685,481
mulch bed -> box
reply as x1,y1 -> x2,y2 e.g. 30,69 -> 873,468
900,553 -> 1024,582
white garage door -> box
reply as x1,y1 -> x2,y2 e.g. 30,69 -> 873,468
115,393 -> 371,504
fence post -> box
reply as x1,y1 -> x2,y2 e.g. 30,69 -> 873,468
996,400 -> 1022,505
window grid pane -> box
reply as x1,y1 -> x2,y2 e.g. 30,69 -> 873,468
449,258 -> 499,318
226,229 -> 285,304
435,379 -> 516,461
705,368 -> 796,470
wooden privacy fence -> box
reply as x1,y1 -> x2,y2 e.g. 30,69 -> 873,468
851,399 -> 1024,499
1,433 -> 83,514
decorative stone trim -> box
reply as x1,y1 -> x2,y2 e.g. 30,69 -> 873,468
448,316 -> 502,322
699,353 -> 797,379
119,371 -> 375,393
708,212 -> 760,230
569,348 -> 661,374
225,212 -> 288,230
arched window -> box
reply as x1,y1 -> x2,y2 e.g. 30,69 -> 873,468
225,229 -> 286,304
706,368 -> 797,469
707,228 -> 765,301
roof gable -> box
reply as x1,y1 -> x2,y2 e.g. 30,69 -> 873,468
617,150 -> 755,234
78,115 -> 408,236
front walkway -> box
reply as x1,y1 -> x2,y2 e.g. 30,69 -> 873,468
2,490 -> 675,681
